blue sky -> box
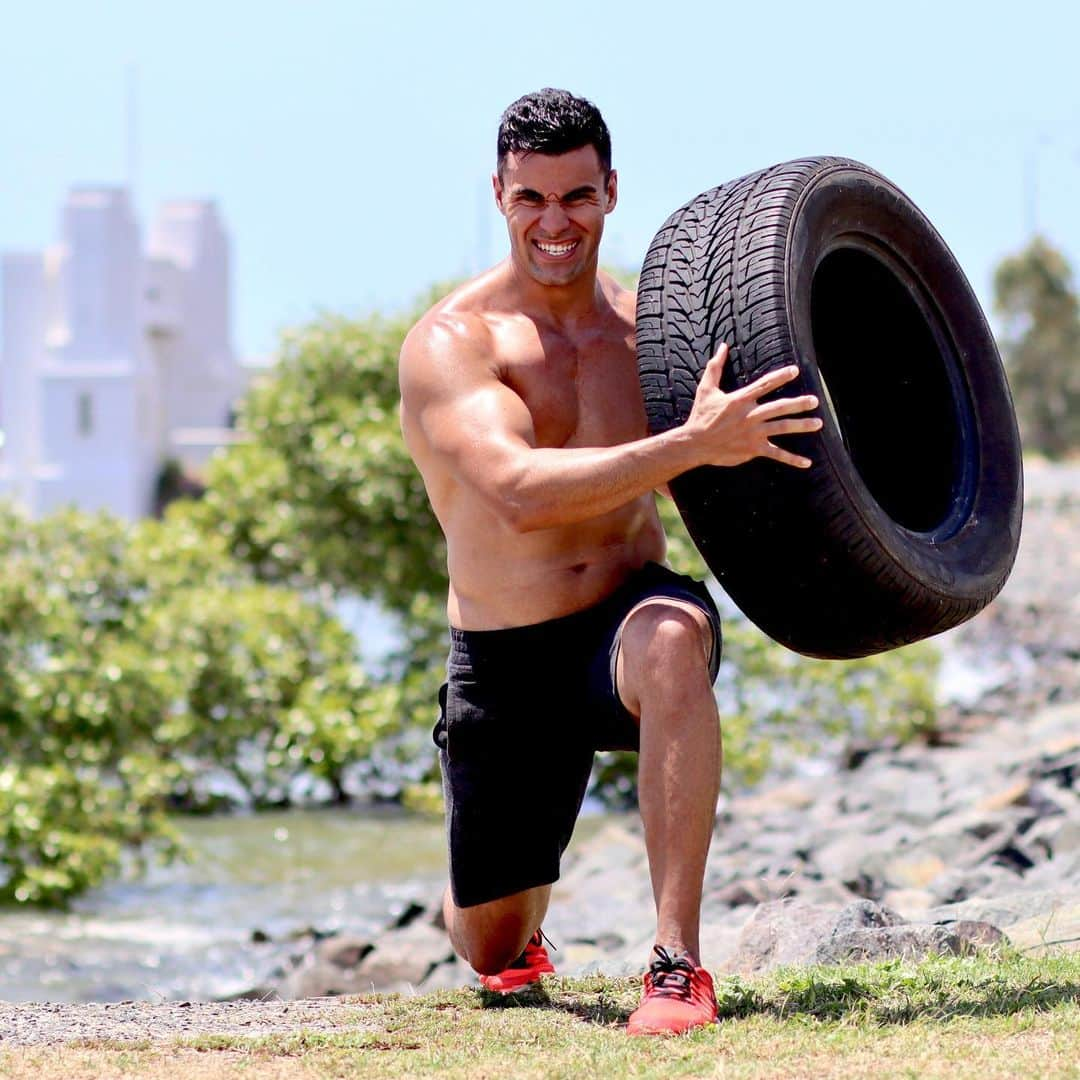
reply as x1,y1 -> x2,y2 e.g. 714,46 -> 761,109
2,0 -> 1078,359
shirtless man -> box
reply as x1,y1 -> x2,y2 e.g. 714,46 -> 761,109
399,89 -> 822,1035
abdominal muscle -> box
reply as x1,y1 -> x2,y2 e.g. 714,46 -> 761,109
444,494 -> 668,630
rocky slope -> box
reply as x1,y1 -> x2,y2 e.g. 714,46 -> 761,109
262,462 -> 1079,998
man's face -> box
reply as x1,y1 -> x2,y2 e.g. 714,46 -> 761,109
494,146 -> 618,288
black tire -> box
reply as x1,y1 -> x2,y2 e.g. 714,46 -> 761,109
637,157 -> 1023,659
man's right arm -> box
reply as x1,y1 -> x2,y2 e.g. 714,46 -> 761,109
399,315 -> 822,533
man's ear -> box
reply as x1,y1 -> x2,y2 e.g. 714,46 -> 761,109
492,172 -> 505,213
605,169 -> 618,214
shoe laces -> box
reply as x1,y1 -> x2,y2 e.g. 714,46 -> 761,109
646,945 -> 696,999
507,929 -> 557,968
532,928 -> 557,952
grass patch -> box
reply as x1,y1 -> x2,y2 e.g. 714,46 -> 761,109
2,953 -> 1079,1079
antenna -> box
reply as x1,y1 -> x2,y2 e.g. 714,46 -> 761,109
126,64 -> 139,204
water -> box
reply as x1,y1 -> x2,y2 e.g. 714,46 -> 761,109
0,805 -> 614,1004
0,807 -> 449,1003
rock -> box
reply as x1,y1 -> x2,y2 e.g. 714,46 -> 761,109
818,925 -> 953,964
1028,703 -> 1080,751
719,897 -> 1009,974
325,939 -> 374,969
926,888 -> 1080,929
560,943 -> 608,972
730,780 -> 817,816
927,864 -> 1023,906
977,780 -> 1034,813
416,958 -> 473,991
816,921 -> 1003,965
830,900 -> 905,935
352,922 -> 456,992
1036,732 -> 1080,758
709,878 -> 776,908
389,901 -> 427,930
941,821 -> 1045,876
1038,747 -> 1080,790
1023,851 -> 1080,891
783,878 -> 859,908
880,888 -> 935,918
548,822 -> 651,944
1020,783 -> 1075,820
721,900 -> 844,974
812,827 -> 911,889
698,922 -> 745,970
277,922 -> 454,998
830,762 -> 946,825
1024,817 -> 1080,859
925,805 -> 1034,843
948,921 -> 1008,949
277,934 -> 373,998
1001,904 -> 1080,956
882,852 -> 948,889
702,873 -> 850,911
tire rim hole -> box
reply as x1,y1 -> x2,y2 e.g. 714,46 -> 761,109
810,246 -> 968,534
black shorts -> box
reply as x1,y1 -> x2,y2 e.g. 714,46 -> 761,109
433,561 -> 722,909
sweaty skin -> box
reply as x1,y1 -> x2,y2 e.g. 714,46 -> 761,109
399,145 -> 822,632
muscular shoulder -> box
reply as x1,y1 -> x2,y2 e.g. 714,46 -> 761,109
402,268 -> 519,376
400,306 -> 498,401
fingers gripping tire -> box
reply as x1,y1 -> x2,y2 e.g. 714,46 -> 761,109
637,157 -> 1023,659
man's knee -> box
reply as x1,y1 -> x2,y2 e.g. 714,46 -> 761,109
627,604 -> 706,662
457,916 -> 531,975
618,602 -> 713,714
444,886 -> 547,974
468,936 -> 530,976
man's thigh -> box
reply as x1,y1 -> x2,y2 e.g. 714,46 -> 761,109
438,613 -> 598,909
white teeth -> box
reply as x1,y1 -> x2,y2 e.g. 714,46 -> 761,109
536,241 -> 577,256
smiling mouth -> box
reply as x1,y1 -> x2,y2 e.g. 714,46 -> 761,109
533,239 -> 579,258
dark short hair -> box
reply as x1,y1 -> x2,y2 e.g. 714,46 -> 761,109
497,88 -> 612,180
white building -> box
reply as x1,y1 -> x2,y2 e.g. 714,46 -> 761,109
0,187 -> 247,519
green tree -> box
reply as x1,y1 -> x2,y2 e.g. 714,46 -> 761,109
192,298 -> 457,798
0,503 -> 387,905
993,235 -> 1080,458
195,309 -> 446,615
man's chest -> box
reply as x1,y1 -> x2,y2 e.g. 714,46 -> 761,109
498,334 -> 648,449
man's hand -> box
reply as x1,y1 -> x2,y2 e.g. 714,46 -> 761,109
685,343 -> 823,469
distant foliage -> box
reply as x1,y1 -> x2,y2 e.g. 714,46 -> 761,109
196,307 -> 446,613
191,298 -> 456,805
0,504 -> 381,906
994,236 -> 1080,458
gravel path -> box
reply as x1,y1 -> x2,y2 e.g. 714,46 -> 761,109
0,997 -> 373,1047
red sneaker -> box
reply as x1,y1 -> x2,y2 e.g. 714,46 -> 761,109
478,930 -> 556,993
627,946 -> 718,1035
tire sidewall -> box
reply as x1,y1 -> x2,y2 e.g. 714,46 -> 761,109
783,163 -> 1023,599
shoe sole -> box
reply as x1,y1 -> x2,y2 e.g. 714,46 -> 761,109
478,965 -> 555,994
